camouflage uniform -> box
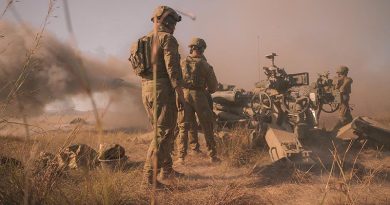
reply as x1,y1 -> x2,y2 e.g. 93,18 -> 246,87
134,6 -> 183,183
176,56 -> 210,156
333,66 -> 353,130
176,39 -> 219,161
177,107 -> 200,153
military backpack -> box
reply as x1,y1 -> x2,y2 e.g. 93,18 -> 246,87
129,35 -> 153,76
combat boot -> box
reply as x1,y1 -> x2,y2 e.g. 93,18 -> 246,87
141,172 -> 169,190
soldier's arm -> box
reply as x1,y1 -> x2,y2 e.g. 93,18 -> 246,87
205,64 -> 218,94
339,78 -> 353,93
332,76 -> 341,89
180,59 -> 187,75
161,34 -> 183,88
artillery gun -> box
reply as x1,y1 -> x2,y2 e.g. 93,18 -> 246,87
211,53 -> 344,163
211,53 -> 390,164
252,54 -> 343,131
211,53 -> 314,163
251,53 -> 313,131
250,53 -> 326,163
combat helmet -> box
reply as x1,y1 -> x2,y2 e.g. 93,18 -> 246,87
188,38 -> 207,50
336,65 -> 349,75
151,6 -> 181,23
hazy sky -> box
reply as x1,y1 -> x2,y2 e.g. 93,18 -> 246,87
2,0 -> 390,115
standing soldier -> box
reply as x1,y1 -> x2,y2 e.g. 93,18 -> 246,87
176,38 -> 221,164
129,5 -> 185,187
333,65 -> 353,130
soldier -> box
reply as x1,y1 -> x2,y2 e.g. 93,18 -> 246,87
333,65 -> 353,130
129,6 -> 185,187
175,38 -> 221,164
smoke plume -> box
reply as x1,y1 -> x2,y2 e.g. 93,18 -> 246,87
0,21 -> 148,128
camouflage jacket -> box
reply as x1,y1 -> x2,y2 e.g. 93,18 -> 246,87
181,54 -> 218,93
335,76 -> 353,94
141,26 -> 183,89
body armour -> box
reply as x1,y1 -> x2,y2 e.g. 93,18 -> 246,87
181,55 -> 217,92
335,76 -> 353,94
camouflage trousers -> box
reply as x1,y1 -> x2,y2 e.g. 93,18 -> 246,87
141,79 -> 177,179
176,89 -> 217,159
176,108 -> 200,158
334,94 -> 353,130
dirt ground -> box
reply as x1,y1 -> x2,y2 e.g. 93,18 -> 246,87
0,112 -> 389,205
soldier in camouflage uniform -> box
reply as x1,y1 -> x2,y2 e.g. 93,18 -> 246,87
333,65 -> 353,130
176,38 -> 221,164
133,6 -> 185,187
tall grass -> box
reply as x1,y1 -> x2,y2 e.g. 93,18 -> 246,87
216,126 -> 265,168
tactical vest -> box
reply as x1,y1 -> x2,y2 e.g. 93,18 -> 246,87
335,76 -> 352,94
182,56 -> 207,89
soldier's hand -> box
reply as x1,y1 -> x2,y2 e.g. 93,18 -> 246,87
175,87 -> 185,109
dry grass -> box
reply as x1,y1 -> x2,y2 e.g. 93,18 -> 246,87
0,113 -> 389,205
216,126 -> 265,168
1,116 -> 389,205
0,125 -> 256,204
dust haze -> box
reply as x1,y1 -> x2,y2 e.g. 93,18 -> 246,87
181,0 -> 390,117
0,21 -> 147,128
1,0 -> 389,128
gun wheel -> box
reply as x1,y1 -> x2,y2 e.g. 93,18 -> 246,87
251,91 -> 272,115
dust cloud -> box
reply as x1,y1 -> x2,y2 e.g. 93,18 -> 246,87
0,21 -> 148,128
188,1 -> 390,118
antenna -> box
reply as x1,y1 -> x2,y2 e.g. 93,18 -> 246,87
176,9 -> 196,21
265,52 -> 278,67
257,35 -> 260,81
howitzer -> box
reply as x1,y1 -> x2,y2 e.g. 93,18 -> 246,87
253,52 -> 312,118
252,56 -> 313,127
248,53 -> 315,163
254,70 -> 343,127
